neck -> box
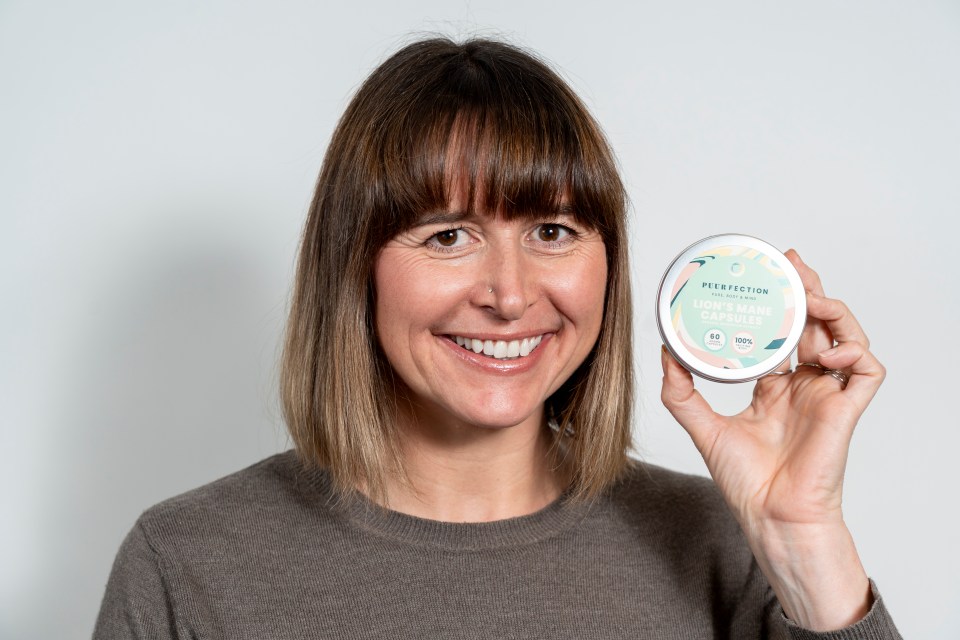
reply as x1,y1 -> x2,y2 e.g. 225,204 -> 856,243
379,405 -> 566,522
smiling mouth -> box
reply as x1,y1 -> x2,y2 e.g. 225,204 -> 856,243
449,334 -> 545,360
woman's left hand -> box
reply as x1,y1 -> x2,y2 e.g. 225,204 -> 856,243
660,249 -> 886,631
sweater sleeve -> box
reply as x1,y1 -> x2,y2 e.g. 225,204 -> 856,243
92,519 -> 188,640
775,580 -> 903,640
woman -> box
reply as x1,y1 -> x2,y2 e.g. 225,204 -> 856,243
94,37 -> 901,638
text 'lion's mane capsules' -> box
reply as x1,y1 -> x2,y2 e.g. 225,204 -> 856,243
656,234 -> 807,383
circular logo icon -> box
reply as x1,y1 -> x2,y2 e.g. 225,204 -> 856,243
703,328 -> 726,351
732,331 -> 755,354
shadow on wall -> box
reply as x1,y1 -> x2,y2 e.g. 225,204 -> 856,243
32,217 -> 290,639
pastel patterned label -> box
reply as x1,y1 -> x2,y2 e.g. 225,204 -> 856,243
669,245 -> 796,369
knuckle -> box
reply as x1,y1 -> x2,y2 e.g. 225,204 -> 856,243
834,299 -> 850,317
660,382 -> 673,406
822,297 -> 850,323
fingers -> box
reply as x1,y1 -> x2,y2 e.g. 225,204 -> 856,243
805,292 -> 870,351
816,341 -> 886,409
786,251 -> 882,405
785,249 -> 825,296
785,249 -> 833,360
660,346 -> 723,455
787,250 -> 871,361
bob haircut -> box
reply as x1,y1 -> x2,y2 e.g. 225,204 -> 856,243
281,37 -> 633,505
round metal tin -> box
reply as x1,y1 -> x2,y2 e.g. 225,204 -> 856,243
656,234 -> 807,383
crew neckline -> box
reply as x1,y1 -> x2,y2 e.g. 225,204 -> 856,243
345,487 -> 592,551
293,457 -> 593,551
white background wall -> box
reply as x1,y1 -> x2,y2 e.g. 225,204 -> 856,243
2,1 -> 957,638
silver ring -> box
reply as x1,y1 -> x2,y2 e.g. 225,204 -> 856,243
798,362 -> 849,389
765,368 -> 793,376
825,369 -> 850,389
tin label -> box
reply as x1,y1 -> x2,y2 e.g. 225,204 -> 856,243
669,246 -> 797,369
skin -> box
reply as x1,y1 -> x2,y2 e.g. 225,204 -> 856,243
373,206 -> 607,522
660,249 -> 885,631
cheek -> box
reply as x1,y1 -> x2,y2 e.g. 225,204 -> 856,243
373,252 -> 415,350
372,250 -> 462,345
548,252 -> 609,332
583,265 -> 609,335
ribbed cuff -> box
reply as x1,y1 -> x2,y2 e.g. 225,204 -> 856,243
783,580 -> 903,640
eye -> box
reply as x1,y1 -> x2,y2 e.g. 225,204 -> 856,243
425,227 -> 473,252
533,223 -> 575,245
435,229 -> 460,246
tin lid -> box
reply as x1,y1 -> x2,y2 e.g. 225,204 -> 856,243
656,234 -> 807,383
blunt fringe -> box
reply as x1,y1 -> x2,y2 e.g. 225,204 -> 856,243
281,36 -> 633,505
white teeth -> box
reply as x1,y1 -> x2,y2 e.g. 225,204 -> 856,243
450,334 -> 546,360
519,338 -> 531,357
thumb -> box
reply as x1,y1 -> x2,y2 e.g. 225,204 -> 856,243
660,346 -> 722,454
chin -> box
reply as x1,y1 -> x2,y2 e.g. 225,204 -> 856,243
450,401 -> 544,431
402,381 -> 550,433
465,415 -> 533,431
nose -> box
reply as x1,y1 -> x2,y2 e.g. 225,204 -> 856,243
480,242 -> 534,320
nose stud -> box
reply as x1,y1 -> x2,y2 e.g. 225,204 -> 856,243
488,287 -> 494,293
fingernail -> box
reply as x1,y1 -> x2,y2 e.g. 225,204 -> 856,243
819,347 -> 838,357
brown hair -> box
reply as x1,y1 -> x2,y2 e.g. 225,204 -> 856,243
281,37 -> 633,504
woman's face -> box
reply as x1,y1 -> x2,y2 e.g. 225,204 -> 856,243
373,194 -> 608,432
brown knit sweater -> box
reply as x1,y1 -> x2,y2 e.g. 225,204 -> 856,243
93,451 -> 901,639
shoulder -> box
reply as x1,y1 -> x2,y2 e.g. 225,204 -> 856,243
134,451 -> 332,560
142,450 -> 307,513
